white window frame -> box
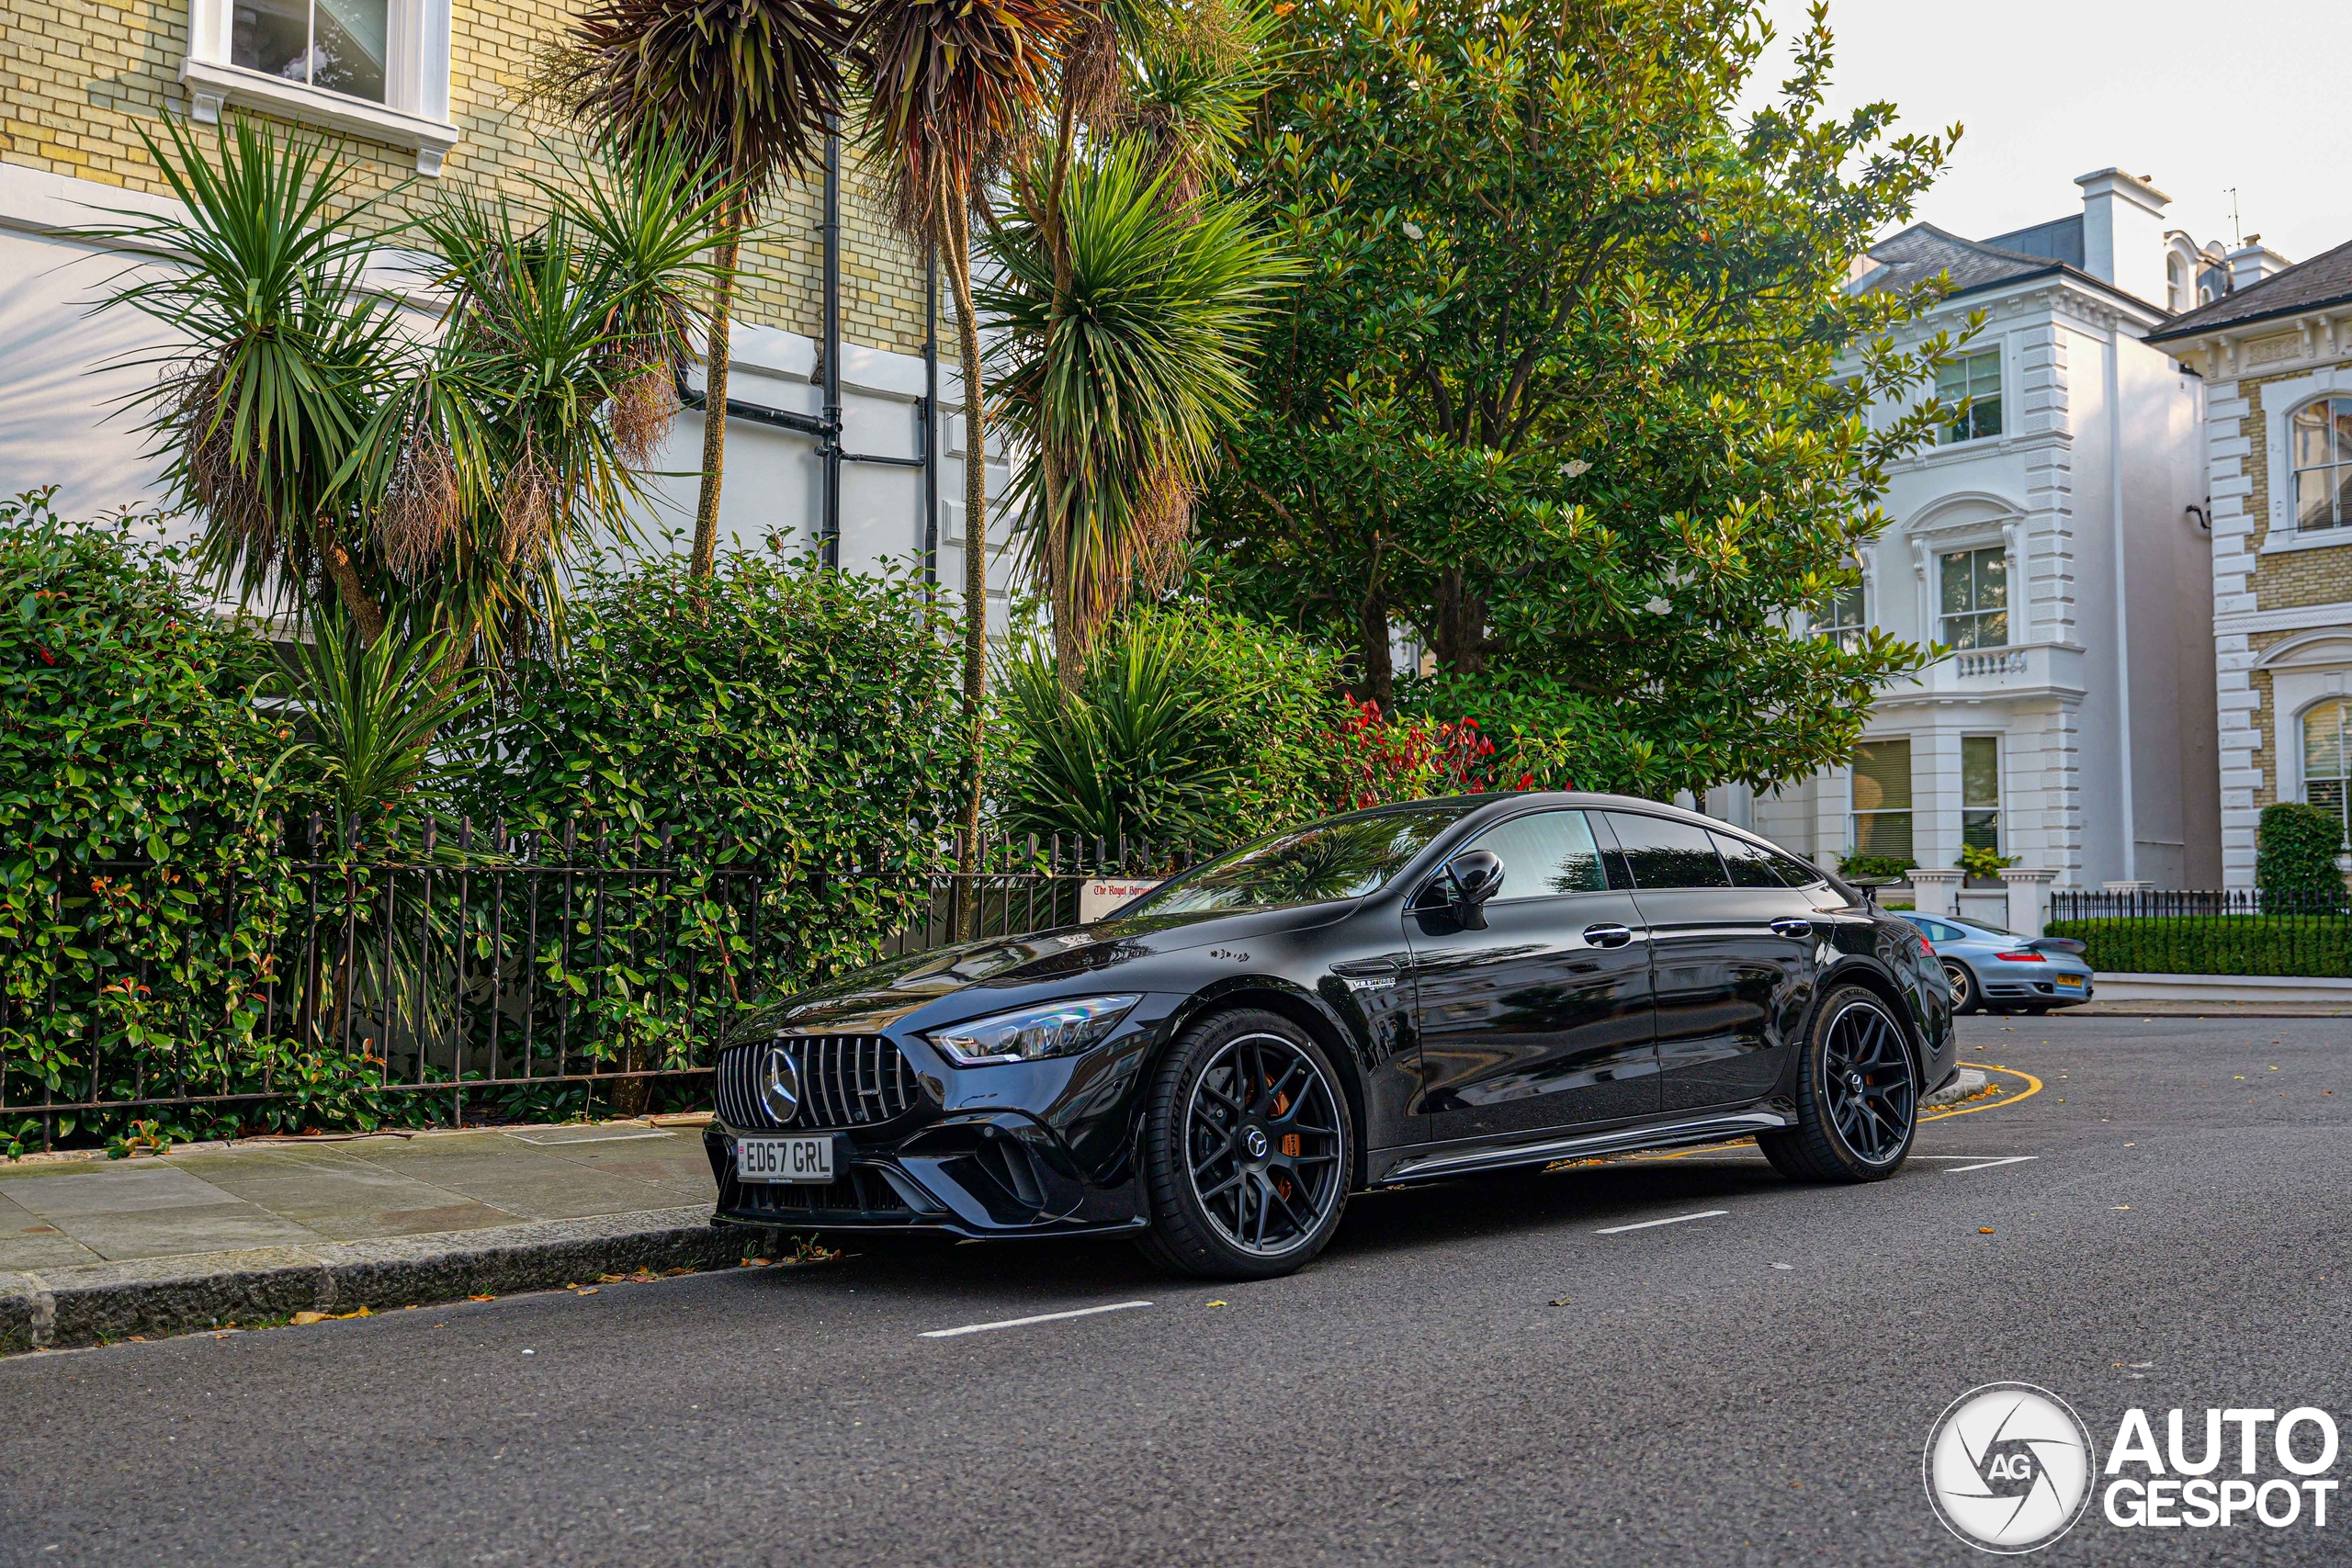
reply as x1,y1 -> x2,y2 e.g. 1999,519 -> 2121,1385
1960,734 -> 2003,857
1847,738 -> 1915,865
183,0 -> 457,175
1937,544 -> 2012,649
1936,348 -> 2004,446
1815,571 -> 1868,652
2260,367 -> 2352,554
2299,696 -> 2351,848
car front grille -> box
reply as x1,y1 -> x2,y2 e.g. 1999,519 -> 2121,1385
715,1034 -> 924,1130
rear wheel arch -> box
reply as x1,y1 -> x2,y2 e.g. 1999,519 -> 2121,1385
1815,959 -> 1928,1078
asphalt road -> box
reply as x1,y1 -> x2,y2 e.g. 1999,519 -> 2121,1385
5,1015 -> 2349,1567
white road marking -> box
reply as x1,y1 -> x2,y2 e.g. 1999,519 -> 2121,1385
1940,1156 -> 2040,1174
1596,1209 -> 1729,1235
920,1301 -> 1154,1338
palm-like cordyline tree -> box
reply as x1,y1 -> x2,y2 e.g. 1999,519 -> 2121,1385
982,141 -> 1293,682
989,0 -> 1291,692
850,0 -> 1080,879
548,0 -> 857,580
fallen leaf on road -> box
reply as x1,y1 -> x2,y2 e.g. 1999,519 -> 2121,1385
574,1287 -> 599,1296
291,1312 -> 326,1325
1979,1228 -> 1996,1235
2113,1205 -> 2132,1211
468,1294 -> 494,1302
1551,1297 -> 1573,1306
1206,1300 -> 1228,1307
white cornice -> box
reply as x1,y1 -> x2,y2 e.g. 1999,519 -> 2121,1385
2213,600 -> 2352,637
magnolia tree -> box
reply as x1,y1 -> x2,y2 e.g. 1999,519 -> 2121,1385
1195,0 -> 1968,797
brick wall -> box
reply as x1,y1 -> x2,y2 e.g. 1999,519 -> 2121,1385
2240,372 -> 2352,610
0,0 -> 933,355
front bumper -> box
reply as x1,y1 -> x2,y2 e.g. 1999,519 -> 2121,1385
706,1115 -> 1148,1240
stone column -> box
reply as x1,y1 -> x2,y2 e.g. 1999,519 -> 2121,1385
2002,868 -> 2058,939
1909,868 -> 1962,917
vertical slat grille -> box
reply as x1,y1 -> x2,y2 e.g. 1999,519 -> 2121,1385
717,1035 -> 922,1130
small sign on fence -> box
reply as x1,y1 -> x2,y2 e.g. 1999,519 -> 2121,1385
1080,878 -> 1163,923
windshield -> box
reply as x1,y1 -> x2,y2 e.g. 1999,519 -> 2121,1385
1127,805 -> 1476,917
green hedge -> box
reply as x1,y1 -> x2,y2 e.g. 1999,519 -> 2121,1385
2044,916 -> 2352,978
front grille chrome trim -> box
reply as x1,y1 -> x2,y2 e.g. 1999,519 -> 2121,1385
716,1034 -> 923,1131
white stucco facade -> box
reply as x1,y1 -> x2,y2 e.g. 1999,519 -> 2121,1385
1725,171 -> 2225,897
0,159 -> 1016,628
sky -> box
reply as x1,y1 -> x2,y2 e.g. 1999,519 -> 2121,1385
1749,0 -> 2352,265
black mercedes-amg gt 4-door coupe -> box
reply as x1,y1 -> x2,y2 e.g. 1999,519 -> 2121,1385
707,792 -> 1956,1279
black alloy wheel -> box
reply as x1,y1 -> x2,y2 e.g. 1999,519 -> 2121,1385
1136,1009 -> 1352,1280
1943,959 -> 1981,1015
1758,985 -> 1918,1183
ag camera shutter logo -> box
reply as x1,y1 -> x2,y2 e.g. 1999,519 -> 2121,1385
1924,1382 -> 2098,1553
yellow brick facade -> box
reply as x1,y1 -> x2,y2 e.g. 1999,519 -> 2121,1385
2240,367 -> 2352,612
0,0 -> 935,355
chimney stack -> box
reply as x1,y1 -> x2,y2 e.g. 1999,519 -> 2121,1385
2074,168 -> 2171,306
2226,237 -> 2291,295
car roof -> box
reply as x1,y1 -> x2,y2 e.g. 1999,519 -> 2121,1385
1422,789 -> 1781,846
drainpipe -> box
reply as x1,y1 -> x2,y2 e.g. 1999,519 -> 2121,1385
2108,325 -> 2137,882
922,249 -> 940,592
820,130 -> 843,570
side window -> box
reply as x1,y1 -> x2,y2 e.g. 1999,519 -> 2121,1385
1461,809 -> 1608,900
1766,848 -> 1828,889
1710,830 -> 1784,888
1911,918 -> 1957,942
1600,813 -> 1731,889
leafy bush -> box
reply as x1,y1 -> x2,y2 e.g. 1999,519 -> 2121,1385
996,607 -> 1344,851
1956,845 -> 2018,881
2044,916 -> 2352,978
2257,802 -> 2347,899
1838,853 -> 1917,883
0,492 -> 408,1154
1325,699 -> 1519,809
464,543 -> 963,1010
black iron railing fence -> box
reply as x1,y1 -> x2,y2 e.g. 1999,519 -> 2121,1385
2046,887 -> 2352,978
1,818 -> 1203,1153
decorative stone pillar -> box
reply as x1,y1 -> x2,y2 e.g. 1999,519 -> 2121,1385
2002,868 -> 2058,939
1909,868 -> 1962,917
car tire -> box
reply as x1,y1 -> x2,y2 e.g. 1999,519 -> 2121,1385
1942,960 -> 1981,1016
1757,984 -> 1919,1184
1135,1008 -> 1354,1280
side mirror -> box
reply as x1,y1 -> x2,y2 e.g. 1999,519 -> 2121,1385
1443,849 -> 1505,930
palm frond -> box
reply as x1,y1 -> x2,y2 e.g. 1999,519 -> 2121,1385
551,0 -> 855,199
981,139 -> 1297,640
850,0 -> 1080,239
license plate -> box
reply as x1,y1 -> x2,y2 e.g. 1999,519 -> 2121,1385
2052,974 -> 2084,989
736,1134 -> 836,1184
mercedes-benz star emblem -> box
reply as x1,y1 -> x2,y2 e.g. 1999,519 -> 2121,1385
759,1044 -> 803,1125
1244,1127 -> 1270,1160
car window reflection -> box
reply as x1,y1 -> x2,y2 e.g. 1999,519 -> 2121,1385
1134,806 -> 1474,915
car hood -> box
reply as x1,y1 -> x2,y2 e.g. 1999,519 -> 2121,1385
737,900 -> 1356,1037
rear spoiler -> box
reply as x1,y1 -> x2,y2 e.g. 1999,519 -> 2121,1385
2026,936 -> 2086,955
1846,876 -> 1896,909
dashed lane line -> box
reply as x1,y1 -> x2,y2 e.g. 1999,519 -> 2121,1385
1595,1209 -> 1730,1235
920,1301 -> 1154,1339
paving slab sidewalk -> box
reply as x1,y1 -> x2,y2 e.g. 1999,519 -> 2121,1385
0,1118 -> 753,1354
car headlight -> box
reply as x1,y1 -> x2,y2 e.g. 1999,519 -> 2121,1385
926,995 -> 1142,1066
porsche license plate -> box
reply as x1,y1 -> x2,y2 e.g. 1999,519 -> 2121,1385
736,1134 -> 836,1184
2052,974 -> 2084,989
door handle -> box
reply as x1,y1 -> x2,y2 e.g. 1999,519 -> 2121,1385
1770,918 -> 1815,940
1582,923 -> 1634,948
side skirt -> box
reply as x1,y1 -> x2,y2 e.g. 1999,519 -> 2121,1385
1372,1109 -> 1796,1187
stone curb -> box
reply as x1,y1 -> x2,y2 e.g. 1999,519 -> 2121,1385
1924,1067 -> 1989,1108
0,1203 -> 755,1355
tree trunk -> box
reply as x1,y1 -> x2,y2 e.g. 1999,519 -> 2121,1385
317,528 -> 386,646
1356,586 -> 1394,710
1042,435 -> 1078,697
1039,96 -> 1084,699
691,210 -> 742,581
1433,567 -> 1487,675
948,200 -> 989,912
